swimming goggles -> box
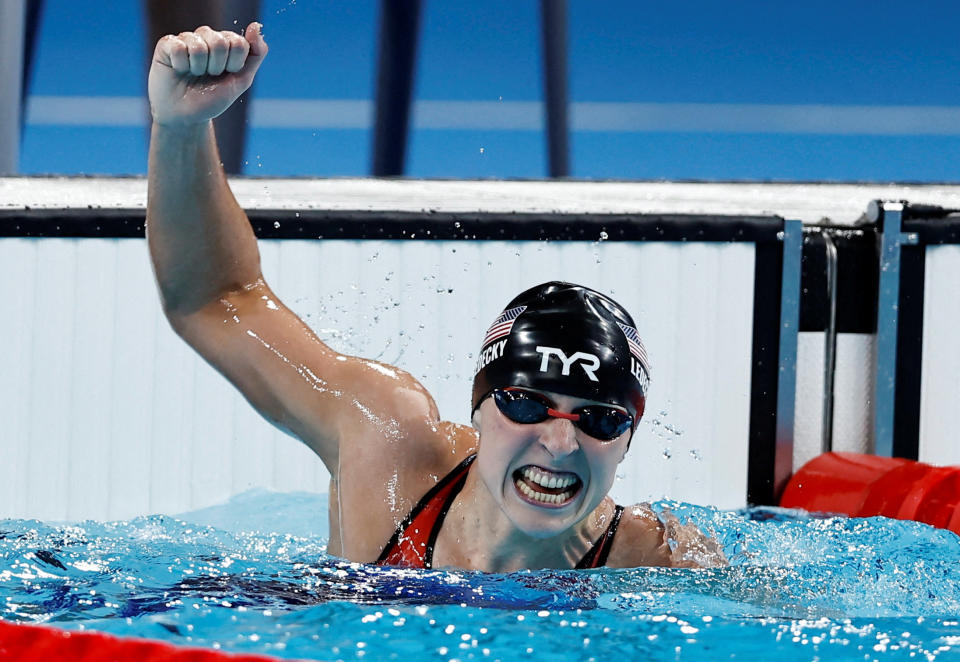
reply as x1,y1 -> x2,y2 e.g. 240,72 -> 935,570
492,388 -> 633,441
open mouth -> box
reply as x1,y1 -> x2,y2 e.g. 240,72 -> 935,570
512,465 -> 583,508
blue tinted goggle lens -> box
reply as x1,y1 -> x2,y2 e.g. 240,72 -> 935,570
492,389 -> 632,441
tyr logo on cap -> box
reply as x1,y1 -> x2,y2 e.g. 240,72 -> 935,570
535,346 -> 600,382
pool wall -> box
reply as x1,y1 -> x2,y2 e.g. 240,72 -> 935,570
3,177 -> 960,523
918,244 -> 960,465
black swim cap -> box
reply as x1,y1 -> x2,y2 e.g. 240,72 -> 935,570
471,282 -> 651,424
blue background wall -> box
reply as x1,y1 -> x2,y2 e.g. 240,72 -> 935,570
19,0 -> 960,180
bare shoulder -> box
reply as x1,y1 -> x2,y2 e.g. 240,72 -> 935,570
333,409 -> 478,561
330,354 -> 477,471
605,503 -> 671,568
606,503 -> 728,569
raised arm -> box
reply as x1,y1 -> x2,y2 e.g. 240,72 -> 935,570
145,24 -> 459,474
147,23 -> 266,318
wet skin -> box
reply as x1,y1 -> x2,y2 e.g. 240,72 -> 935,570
425,389 -> 632,571
146,22 -> 726,572
473,389 -> 629,537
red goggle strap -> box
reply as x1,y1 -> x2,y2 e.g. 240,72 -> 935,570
546,408 -> 580,421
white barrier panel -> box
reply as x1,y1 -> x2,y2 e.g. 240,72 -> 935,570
0,236 -> 755,522
919,245 -> 960,464
794,332 -> 876,470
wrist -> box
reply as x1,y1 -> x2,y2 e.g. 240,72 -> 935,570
151,119 -> 213,137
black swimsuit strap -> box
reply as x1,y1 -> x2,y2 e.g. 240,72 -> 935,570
380,457 -> 624,570
575,504 -> 625,569
376,453 -> 476,568
421,456 -> 474,568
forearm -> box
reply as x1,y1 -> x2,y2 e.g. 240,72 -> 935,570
146,120 -> 262,316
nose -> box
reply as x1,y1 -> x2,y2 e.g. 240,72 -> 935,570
538,417 -> 580,458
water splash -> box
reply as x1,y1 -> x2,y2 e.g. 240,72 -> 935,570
2,494 -> 959,660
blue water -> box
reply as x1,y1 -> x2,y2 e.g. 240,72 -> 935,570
2,492 -> 960,661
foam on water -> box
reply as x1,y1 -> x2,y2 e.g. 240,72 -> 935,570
1,491 -> 959,661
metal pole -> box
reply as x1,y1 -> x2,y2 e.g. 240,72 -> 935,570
372,0 -> 422,177
774,219 -> 803,498
870,200 -> 919,456
821,231 -> 838,453
540,0 -> 569,178
0,0 -> 27,174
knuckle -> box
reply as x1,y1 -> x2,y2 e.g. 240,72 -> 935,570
208,34 -> 228,51
178,35 -> 198,50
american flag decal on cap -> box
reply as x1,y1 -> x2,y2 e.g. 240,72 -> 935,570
617,322 -> 650,373
482,306 -> 527,347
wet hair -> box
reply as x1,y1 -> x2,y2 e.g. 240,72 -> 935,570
471,282 -> 650,425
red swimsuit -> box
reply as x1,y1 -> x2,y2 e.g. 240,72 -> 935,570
376,454 -> 624,569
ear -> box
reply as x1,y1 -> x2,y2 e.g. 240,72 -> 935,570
471,407 -> 483,431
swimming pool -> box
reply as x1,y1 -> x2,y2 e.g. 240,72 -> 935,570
2,490 -> 959,661
5,178 -> 960,661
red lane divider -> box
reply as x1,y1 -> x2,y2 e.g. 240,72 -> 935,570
781,452 -> 960,535
0,619 -> 297,662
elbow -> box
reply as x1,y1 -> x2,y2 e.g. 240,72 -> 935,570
158,276 -> 267,330
157,287 -> 204,333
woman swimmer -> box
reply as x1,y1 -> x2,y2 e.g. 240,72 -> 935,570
146,23 -> 726,571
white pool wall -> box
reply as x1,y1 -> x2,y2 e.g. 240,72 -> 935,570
919,245 -> 960,465
0,234 -> 754,520
3,177 -> 960,522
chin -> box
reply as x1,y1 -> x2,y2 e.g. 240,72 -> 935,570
502,477 -> 591,539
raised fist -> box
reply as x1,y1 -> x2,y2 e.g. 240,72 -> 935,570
148,22 -> 268,126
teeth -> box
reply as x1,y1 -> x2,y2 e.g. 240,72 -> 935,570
521,466 -> 577,489
515,478 -> 574,504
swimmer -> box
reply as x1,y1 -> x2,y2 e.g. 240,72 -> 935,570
146,23 -> 726,571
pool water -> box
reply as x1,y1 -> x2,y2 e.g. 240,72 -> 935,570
2,491 -> 960,661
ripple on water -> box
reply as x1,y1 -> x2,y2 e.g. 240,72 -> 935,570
1,492 -> 959,660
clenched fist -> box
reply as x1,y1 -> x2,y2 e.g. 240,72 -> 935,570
148,22 -> 268,126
